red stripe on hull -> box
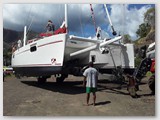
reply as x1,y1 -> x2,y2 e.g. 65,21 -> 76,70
14,40 -> 63,55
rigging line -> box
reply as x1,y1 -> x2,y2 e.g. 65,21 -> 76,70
22,5 -> 33,40
60,4 -> 65,24
26,4 -> 40,37
119,4 -> 126,67
118,5 -> 124,66
19,5 -> 32,41
56,4 -> 62,27
24,5 -> 32,27
108,46 -> 117,68
121,4 -> 125,43
53,4 -> 64,29
79,5 -> 84,37
90,4 -> 97,32
26,15 -> 34,36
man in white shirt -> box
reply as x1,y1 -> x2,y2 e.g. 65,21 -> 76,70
83,62 -> 98,106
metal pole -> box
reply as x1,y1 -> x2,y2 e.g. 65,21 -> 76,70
23,26 -> 27,46
65,4 -> 68,33
104,4 -> 117,36
70,45 -> 97,57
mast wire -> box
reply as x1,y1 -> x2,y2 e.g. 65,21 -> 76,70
79,5 -> 84,37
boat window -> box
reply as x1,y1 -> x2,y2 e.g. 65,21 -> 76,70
30,46 -> 37,52
91,55 -> 96,62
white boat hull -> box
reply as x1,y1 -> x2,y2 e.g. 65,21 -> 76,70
12,33 -> 135,76
11,33 -> 94,76
12,34 -> 67,76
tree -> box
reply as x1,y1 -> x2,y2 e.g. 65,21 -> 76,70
144,7 -> 155,29
123,34 -> 132,43
3,47 -> 12,66
136,7 -> 155,39
136,23 -> 151,38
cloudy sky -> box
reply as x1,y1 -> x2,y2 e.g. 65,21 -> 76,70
3,3 -> 155,40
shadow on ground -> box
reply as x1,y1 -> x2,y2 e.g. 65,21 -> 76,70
95,101 -> 111,106
21,78 -> 127,95
21,80 -> 85,95
21,78 -> 151,97
97,79 -> 151,98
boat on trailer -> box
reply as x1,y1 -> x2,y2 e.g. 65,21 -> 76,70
11,4 -> 135,82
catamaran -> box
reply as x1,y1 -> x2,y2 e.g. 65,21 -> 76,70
11,4 -> 135,83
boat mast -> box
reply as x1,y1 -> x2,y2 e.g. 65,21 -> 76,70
104,4 -> 117,36
23,26 -> 27,46
65,4 -> 68,33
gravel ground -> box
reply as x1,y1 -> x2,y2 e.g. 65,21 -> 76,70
3,74 -> 155,116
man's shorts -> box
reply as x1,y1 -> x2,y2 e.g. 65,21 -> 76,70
86,87 -> 97,93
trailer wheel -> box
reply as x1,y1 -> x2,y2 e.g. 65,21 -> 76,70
56,74 -> 68,83
56,77 -> 64,83
148,74 -> 155,94
38,76 -> 47,84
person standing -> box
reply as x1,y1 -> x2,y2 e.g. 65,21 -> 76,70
46,20 -> 55,33
83,62 -> 98,106
17,39 -> 22,49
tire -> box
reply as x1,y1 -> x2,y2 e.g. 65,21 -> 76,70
56,74 -> 68,83
56,77 -> 64,83
38,76 -> 47,84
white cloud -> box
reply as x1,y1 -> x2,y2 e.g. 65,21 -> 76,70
3,4 -> 65,31
109,4 -> 152,40
3,4 -> 153,40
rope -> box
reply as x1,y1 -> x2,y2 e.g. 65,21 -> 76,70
90,4 -> 97,32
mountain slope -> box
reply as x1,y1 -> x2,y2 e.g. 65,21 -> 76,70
3,28 -> 22,44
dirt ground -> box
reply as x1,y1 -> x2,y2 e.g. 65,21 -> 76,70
3,74 -> 155,116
